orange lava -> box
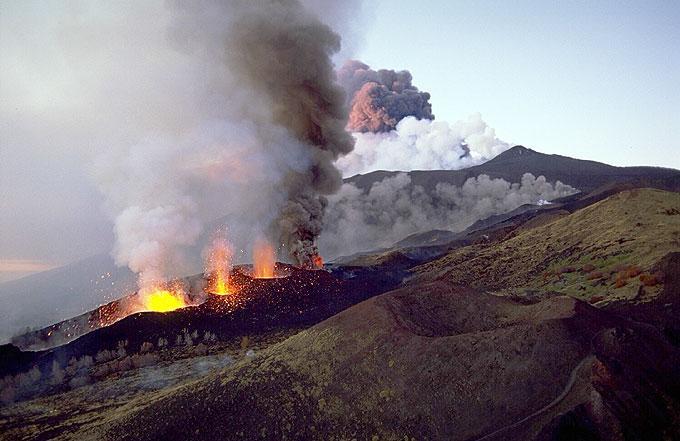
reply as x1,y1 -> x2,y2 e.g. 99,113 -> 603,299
142,288 -> 186,312
253,238 -> 275,278
312,254 -> 324,269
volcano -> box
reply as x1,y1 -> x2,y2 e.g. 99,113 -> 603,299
1,160 -> 679,441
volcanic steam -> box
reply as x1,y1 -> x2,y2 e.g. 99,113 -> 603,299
97,0 -> 354,300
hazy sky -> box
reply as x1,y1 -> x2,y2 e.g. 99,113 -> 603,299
0,0 -> 678,281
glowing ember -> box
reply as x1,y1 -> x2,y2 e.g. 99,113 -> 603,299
253,238 -> 275,278
205,234 -> 234,295
144,289 -> 186,312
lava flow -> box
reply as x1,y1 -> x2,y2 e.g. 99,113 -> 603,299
204,233 -> 235,295
253,238 -> 276,278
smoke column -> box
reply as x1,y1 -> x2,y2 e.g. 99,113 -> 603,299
95,0 -> 357,296
220,0 -> 354,267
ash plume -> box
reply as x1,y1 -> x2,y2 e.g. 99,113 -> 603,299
93,0 -> 357,293
319,173 -> 578,258
220,0 -> 354,267
338,60 -> 434,133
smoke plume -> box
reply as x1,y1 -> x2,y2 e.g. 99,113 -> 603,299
338,60 -> 434,133
220,0 -> 354,267
94,0 -> 356,293
319,173 -> 578,257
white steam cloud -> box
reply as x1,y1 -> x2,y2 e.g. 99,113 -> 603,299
337,113 -> 511,177
319,173 -> 578,258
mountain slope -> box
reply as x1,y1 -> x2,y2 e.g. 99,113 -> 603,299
87,283 -> 680,441
413,188 -> 680,307
0,254 -> 136,342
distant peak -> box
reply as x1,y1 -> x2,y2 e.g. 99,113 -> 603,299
504,145 -> 534,156
483,145 -> 539,165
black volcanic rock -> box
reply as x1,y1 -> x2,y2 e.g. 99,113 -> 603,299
0,267 -> 397,378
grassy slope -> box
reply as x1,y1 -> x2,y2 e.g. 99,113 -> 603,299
413,188 -> 680,305
90,285 -> 602,441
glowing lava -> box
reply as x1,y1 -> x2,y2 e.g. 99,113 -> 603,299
205,235 -> 234,295
253,238 -> 275,278
143,289 -> 186,312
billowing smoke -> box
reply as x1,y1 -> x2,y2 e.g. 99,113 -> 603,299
318,173 -> 578,258
95,0 -> 356,293
220,0 -> 354,267
338,60 -> 434,133
337,113 -> 511,176
336,60 -> 510,176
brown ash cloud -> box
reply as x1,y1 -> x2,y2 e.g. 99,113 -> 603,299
338,60 -> 434,133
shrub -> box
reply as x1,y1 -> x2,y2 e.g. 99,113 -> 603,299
140,341 -> 154,354
581,264 -> 596,273
79,355 -> 93,368
117,356 -> 132,372
203,331 -> 217,343
17,372 -> 33,389
96,349 -> 114,363
69,376 -> 90,389
640,272 -> 663,286
623,265 -> 641,278
131,353 -> 159,368
193,343 -> 208,357
93,364 -> 111,378
65,357 -> 78,376
50,360 -> 65,385
586,271 -> 604,280
0,385 -> 16,404
157,337 -> 168,348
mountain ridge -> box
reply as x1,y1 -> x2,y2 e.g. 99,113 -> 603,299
345,145 -> 680,193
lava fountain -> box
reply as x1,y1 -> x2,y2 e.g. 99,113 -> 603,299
253,238 -> 276,278
204,234 -> 234,295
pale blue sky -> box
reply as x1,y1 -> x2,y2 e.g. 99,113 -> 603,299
355,0 -> 680,168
